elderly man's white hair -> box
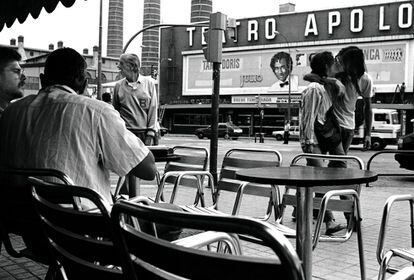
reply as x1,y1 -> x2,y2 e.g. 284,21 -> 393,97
120,53 -> 140,72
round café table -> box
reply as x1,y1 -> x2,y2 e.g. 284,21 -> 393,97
236,165 -> 378,280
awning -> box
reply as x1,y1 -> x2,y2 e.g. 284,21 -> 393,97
0,0 -> 85,32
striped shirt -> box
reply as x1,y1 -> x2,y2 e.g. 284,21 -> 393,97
0,85 -> 149,202
299,82 -> 332,145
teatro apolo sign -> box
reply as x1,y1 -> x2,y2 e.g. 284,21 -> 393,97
184,1 -> 413,49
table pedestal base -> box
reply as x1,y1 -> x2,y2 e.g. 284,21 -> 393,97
296,187 -> 313,280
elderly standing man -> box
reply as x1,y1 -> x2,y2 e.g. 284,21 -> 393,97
113,53 -> 158,145
0,46 -> 26,115
113,53 -> 158,196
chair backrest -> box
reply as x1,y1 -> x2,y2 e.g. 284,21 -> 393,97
163,146 -> 209,187
30,177 -> 123,280
284,153 -> 364,213
216,148 -> 282,217
0,168 -> 73,262
111,200 -> 304,280
388,267 -> 414,280
290,153 -> 364,193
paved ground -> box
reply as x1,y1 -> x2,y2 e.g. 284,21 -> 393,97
1,136 -> 413,279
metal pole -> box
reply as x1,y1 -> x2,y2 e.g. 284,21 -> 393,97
123,23 -> 207,54
96,0 -> 103,100
288,66 -> 291,122
210,62 -> 221,185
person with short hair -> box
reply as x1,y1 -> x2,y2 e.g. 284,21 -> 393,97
299,51 -> 346,235
283,120 -> 290,144
102,91 -> 112,104
0,46 -> 26,116
268,51 -> 299,92
113,53 -> 158,145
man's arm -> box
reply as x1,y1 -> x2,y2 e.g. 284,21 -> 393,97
130,152 -> 156,180
112,82 -> 121,111
145,79 -> 158,145
363,96 -> 372,149
360,73 -> 373,150
98,106 -> 156,180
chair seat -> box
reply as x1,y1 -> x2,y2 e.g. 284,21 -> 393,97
391,248 -> 414,262
183,205 -> 297,237
182,205 -> 226,216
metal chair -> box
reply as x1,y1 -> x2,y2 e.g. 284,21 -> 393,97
177,148 -> 286,243
277,153 -> 364,242
155,146 -> 210,206
366,150 -> 414,188
276,153 -> 366,279
376,194 -> 414,280
0,168 -> 74,266
213,148 -> 282,218
111,199 -> 305,280
30,177 -> 123,280
388,267 -> 414,280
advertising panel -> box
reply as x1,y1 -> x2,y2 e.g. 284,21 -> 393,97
182,41 -> 407,96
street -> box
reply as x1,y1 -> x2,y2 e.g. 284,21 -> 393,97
153,134 -> 414,280
158,134 -> 405,178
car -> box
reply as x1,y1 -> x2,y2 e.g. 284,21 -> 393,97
394,132 -> 414,171
272,126 -> 300,141
195,123 -> 242,140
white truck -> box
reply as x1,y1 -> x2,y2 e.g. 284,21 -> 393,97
352,108 -> 401,150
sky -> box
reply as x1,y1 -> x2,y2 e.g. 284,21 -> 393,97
0,0 -> 401,56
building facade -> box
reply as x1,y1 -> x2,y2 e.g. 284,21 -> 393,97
159,1 -> 414,135
141,0 -> 161,76
2,37 -> 120,96
190,0 -> 212,23
107,0 -> 124,58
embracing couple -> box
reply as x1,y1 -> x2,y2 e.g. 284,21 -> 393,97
299,46 -> 373,234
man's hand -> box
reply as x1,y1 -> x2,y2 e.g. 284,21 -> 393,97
362,135 -> 371,151
302,143 -> 313,154
144,135 -> 154,146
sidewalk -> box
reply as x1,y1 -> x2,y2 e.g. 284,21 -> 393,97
1,174 -> 413,279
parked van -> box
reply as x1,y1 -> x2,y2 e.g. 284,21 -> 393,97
352,108 -> 401,150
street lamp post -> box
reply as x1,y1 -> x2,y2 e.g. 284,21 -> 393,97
123,23 -> 207,54
274,31 -> 291,122
96,0 -> 103,100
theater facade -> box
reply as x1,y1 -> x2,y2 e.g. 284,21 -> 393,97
158,1 -> 414,136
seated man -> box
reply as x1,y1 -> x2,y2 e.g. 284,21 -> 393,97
0,46 -> 26,116
0,47 -> 156,203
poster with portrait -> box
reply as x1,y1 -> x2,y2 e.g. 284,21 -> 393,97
182,42 -> 406,96
268,51 -> 299,93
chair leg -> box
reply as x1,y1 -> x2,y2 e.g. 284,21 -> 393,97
378,251 -> 394,280
45,263 -> 65,280
354,196 -> 366,280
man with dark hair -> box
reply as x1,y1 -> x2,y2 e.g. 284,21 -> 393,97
268,51 -> 298,92
299,51 -> 346,234
0,46 -> 26,115
0,47 -> 156,202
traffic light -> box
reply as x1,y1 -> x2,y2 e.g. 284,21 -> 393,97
203,12 -> 227,63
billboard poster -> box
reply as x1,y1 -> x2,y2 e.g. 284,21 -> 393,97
182,41 -> 407,96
